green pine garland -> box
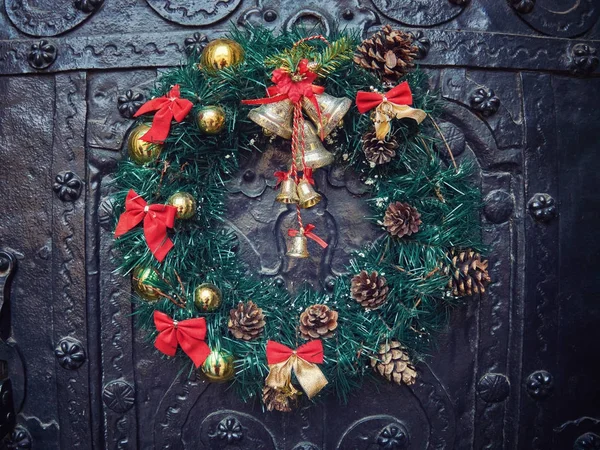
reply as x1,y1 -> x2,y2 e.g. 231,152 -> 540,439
111,25 -> 484,408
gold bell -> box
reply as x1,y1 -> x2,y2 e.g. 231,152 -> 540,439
276,178 -> 299,204
295,122 -> 334,169
296,178 -> 322,209
302,93 -> 352,138
247,100 -> 294,139
286,231 -> 309,258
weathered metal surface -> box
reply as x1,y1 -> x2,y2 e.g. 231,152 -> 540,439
0,0 -> 599,448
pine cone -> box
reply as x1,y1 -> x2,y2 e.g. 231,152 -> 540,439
299,304 -> 338,340
383,202 -> 421,238
363,130 -> 398,165
262,385 -> 300,412
354,25 -> 417,82
351,270 -> 389,309
371,340 -> 417,385
228,301 -> 266,341
445,249 -> 491,297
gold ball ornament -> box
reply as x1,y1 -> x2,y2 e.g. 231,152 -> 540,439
201,349 -> 235,382
193,283 -> 222,312
200,39 -> 244,73
197,106 -> 226,135
132,266 -> 161,301
127,124 -> 162,164
168,192 -> 197,220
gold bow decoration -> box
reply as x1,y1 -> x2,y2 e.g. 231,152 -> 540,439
265,340 -> 328,399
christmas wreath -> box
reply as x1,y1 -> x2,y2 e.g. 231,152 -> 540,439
112,25 -> 490,412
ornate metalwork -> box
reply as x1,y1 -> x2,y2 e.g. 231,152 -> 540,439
28,40 -> 57,70
102,380 -> 135,413
376,423 -> 409,449
526,370 -> 553,400
528,193 -> 557,223
476,373 -> 510,403
209,416 -> 244,444
184,32 -> 209,56
409,31 -> 430,60
569,43 -> 599,76
470,87 -> 500,117
483,190 -> 514,224
74,0 -> 104,13
54,337 -> 86,370
53,171 -> 83,202
3,426 -> 32,450
117,90 -> 146,118
574,432 -> 600,450
508,0 -> 535,14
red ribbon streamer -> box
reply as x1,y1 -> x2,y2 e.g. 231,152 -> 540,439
266,339 -> 324,365
133,84 -> 193,144
302,167 -> 315,185
288,224 -> 328,249
355,81 -> 414,114
114,189 -> 178,262
153,311 -> 211,368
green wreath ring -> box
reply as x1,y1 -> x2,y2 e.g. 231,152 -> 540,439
112,25 -> 490,412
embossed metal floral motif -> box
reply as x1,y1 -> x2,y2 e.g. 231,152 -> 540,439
54,337 -> 86,370
508,0 -> 535,14
28,40 -> 57,70
528,193 -> 557,223
53,171 -> 83,202
184,32 -> 209,56
213,416 -> 244,444
74,0 -> 104,13
376,423 -> 409,449
4,426 -> 32,450
409,31 -> 430,60
449,0 -> 470,6
117,90 -> 146,118
574,432 -> 600,450
98,197 -> 116,231
526,370 -> 553,400
470,87 -> 500,117
570,43 -> 599,76
102,380 -> 135,413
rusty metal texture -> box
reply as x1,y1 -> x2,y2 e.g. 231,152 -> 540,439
0,0 -> 599,448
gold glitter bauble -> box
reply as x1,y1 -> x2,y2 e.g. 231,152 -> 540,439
201,349 -> 235,382
200,39 -> 244,73
167,192 -> 196,220
127,124 -> 162,164
132,266 -> 161,301
193,283 -> 222,312
197,105 -> 226,135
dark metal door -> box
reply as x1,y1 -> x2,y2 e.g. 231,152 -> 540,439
1,1 -> 599,448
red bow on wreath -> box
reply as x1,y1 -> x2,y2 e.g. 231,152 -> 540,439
153,311 -> 211,367
133,84 -> 193,144
355,81 -> 427,140
288,224 -> 328,248
265,340 -> 328,399
114,189 -> 178,262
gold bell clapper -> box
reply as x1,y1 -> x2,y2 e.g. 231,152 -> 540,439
247,100 -> 294,139
276,177 -> 300,204
296,177 -> 322,209
294,122 -> 334,169
286,231 -> 310,259
302,93 -> 352,138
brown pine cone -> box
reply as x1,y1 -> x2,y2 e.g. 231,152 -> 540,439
262,385 -> 301,412
363,130 -> 398,165
371,340 -> 417,385
351,270 -> 389,309
354,25 -> 417,82
383,202 -> 422,238
445,249 -> 491,297
228,301 -> 266,341
299,304 -> 338,340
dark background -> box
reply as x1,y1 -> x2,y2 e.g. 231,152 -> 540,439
1,0 -> 599,449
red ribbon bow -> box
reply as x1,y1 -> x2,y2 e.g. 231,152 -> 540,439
153,311 -> 211,367
114,190 -> 178,262
273,170 -> 291,186
133,84 -> 193,144
266,340 -> 324,365
355,81 -> 414,114
288,224 -> 328,249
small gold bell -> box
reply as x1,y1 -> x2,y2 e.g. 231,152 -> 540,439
295,122 -> 334,169
286,231 -> 310,258
296,178 -> 322,209
247,100 -> 294,139
302,93 -> 352,138
276,178 -> 299,204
